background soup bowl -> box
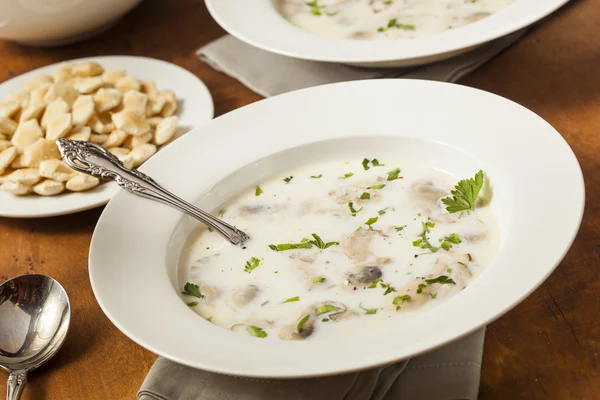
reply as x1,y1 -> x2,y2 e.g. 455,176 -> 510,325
89,79 -> 583,378
0,0 -> 143,45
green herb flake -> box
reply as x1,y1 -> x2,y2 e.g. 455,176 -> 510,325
218,209 -> 226,217
362,158 -> 371,170
322,318 -> 330,322
344,172 -> 354,179
430,293 -> 438,299
182,282 -> 204,299
269,242 -> 313,251
392,294 -> 411,311
416,283 -> 427,294
424,275 -> 456,285
308,233 -> 339,249
283,176 -> 293,183
311,174 -> 323,179
368,184 -> 386,190
412,221 -> 440,253
296,315 -> 310,333
360,192 -> 371,200
312,276 -> 326,284
255,186 -> 263,196
316,304 -> 340,315
261,301 -> 270,306
381,282 -> 397,295
447,268 -> 452,273
246,326 -> 267,338
378,18 -> 416,33
371,158 -> 383,167
283,296 -> 300,303
365,216 -> 379,228
378,208 -> 387,215
441,170 -> 485,213
386,167 -> 401,181
395,226 -> 405,231
368,279 -> 382,288
187,301 -> 198,307
243,257 -> 261,273
359,302 -> 379,315
348,202 -> 362,216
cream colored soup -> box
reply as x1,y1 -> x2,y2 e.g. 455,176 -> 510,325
278,0 -> 515,41
178,159 -> 499,340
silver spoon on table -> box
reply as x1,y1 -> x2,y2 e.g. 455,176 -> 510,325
56,138 -> 250,246
0,274 -> 70,400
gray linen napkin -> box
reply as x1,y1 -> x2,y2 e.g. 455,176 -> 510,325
138,28 -> 525,400
138,329 -> 485,400
196,31 -> 526,97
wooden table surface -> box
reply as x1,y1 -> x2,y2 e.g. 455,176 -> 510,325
1,0 -> 598,398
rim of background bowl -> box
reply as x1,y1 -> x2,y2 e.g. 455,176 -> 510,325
205,0 -> 569,64
89,79 -> 584,378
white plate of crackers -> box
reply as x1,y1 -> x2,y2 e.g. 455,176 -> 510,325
0,56 -> 214,218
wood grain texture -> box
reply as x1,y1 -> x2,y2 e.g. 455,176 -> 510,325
0,0 -> 597,398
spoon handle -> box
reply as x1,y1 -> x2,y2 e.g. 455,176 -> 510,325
6,370 -> 27,400
56,138 -> 249,246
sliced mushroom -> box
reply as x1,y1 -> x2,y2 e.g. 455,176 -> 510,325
232,285 -> 260,308
411,180 -> 446,209
344,229 -> 385,263
279,315 -> 315,340
344,265 -> 382,287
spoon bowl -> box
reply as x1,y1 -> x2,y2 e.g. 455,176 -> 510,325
0,275 -> 70,400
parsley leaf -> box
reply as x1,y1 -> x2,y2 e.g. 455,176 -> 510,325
392,294 -> 411,311
255,186 -> 263,196
283,296 -> 300,303
344,172 -> 354,179
395,226 -> 405,231
311,174 -> 323,179
363,158 -> 384,170
246,326 -> 267,338
441,170 -> 484,213
439,233 -> 462,251
360,192 -> 371,200
368,184 -> 386,190
368,279 -> 382,288
362,158 -> 371,170
371,158 -> 383,166
182,282 -> 204,299
261,301 -> 270,306
187,301 -> 198,307
207,316 -> 213,322
283,176 -> 293,183
387,168 -> 401,181
316,304 -> 340,315
296,315 -> 310,333
416,283 -> 427,294
424,275 -> 456,285
348,202 -> 362,216
378,18 -> 416,32
243,257 -> 261,273
312,276 -> 326,283
381,282 -> 396,295
359,302 -> 380,315
378,208 -> 387,215
365,216 -> 378,228
269,243 -> 313,251
412,221 -> 439,253
309,233 -> 339,249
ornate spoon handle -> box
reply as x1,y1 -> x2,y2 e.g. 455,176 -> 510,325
56,138 -> 249,246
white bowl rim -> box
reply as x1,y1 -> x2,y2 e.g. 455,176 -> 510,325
89,79 -> 584,378
205,0 -> 569,64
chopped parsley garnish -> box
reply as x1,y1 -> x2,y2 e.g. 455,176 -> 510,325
343,172 -> 354,179
441,170 -> 484,213
181,282 -> 204,299
255,186 -> 263,196
378,18 -> 416,33
283,296 -> 300,303
187,301 -> 198,307
430,293 -> 438,299
322,318 -> 330,322
368,279 -> 382,288
368,184 -> 386,190
424,275 -> 456,285
392,294 -> 411,311
416,283 -> 427,294
246,326 -> 267,338
207,316 -> 213,322
381,282 -> 396,295
218,209 -> 226,217
412,221 -> 439,253
439,233 -> 462,251
308,233 -> 339,249
261,301 -> 270,306
362,158 -> 384,170
313,276 -> 326,283
283,176 -> 293,183
243,257 -> 261,273
365,216 -> 378,228
316,304 -> 340,315
359,302 -> 379,315
296,315 -> 310,333
386,167 -> 401,181
269,242 -> 313,251
305,0 -> 325,15
360,192 -> 371,200
447,268 -> 452,273
395,226 -> 405,231
310,174 -> 323,179
348,202 -> 362,216
378,208 -> 387,215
